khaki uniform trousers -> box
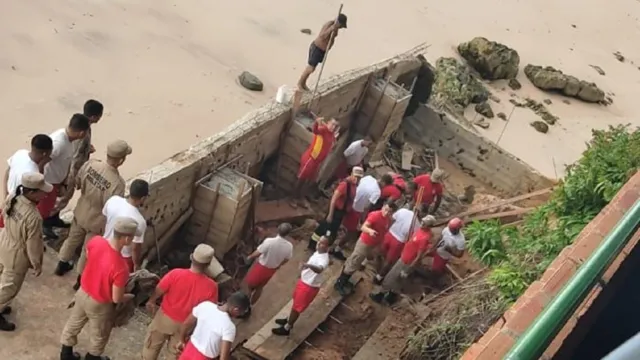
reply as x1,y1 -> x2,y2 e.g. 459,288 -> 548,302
59,218 -> 99,273
142,309 -> 182,360
344,239 -> 375,275
61,289 -> 115,356
0,260 -> 29,311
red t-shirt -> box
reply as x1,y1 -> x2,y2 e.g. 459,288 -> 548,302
159,268 -> 219,323
334,179 -> 356,212
413,174 -> 443,205
360,210 -> 391,246
81,236 -> 129,304
306,123 -> 335,162
401,228 -> 432,264
381,184 -> 402,201
392,173 -> 406,191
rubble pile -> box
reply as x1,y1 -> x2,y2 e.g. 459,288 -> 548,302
431,57 -> 489,114
509,97 -> 558,125
457,37 -> 520,80
524,65 -> 605,103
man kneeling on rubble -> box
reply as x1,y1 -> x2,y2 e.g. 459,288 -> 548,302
369,215 -> 436,305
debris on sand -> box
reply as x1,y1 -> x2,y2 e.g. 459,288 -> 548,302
475,102 -> 494,118
474,119 -> 490,129
300,28 -> 312,35
543,99 -> 552,105
562,99 -> 571,105
613,51 -> 625,62
530,120 -> 549,133
497,112 -> 507,120
238,71 -> 264,91
589,64 -> 606,76
457,37 -> 520,80
510,97 -> 559,125
431,57 -> 489,114
508,78 -> 522,90
523,64 -> 605,103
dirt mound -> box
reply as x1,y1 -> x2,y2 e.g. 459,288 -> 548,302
523,65 -> 605,103
457,37 -> 520,80
432,57 -> 489,114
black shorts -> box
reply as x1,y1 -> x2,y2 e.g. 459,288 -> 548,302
308,209 -> 346,251
308,42 -> 326,68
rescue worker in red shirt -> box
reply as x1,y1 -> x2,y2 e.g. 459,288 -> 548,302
291,116 -> 338,208
307,167 -> 362,252
334,200 -> 398,295
369,215 -> 436,305
59,217 -> 138,360
372,173 -> 406,211
407,168 -> 445,214
142,244 -> 219,360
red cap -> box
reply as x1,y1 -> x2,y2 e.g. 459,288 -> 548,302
448,217 -> 463,230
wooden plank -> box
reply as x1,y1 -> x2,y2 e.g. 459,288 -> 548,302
435,187 -> 554,226
401,144 -> 414,170
466,207 -> 534,223
243,267 -> 360,360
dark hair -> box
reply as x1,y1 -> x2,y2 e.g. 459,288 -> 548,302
68,113 -> 91,131
83,99 -> 104,118
227,291 -> 251,312
384,199 -> 399,211
407,181 -> 418,191
130,179 -> 150,198
5,185 -> 38,217
417,204 -> 429,217
31,134 -> 53,151
277,223 -> 293,237
380,174 -> 393,186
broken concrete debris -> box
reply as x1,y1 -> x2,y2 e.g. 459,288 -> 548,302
589,64 -> 606,76
457,37 -> 520,80
475,102 -> 494,118
562,99 -> 571,105
300,28 -> 312,35
497,112 -> 507,120
613,51 -> 625,62
509,97 -> 558,125
238,71 -> 264,91
523,64 -> 605,103
432,57 -> 489,114
474,118 -> 490,129
530,120 -> 549,133
543,99 -> 552,105
508,78 -> 522,90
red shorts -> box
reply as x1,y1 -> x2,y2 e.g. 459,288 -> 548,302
342,209 -> 361,232
123,257 -> 134,273
298,153 -> 321,181
179,340 -> 213,360
431,252 -> 448,272
245,262 -> 277,288
36,184 -> 61,219
292,279 -> 320,313
381,232 -> 405,264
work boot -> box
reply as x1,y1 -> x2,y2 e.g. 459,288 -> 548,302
1,306 -> 11,315
271,325 -> 290,336
60,345 -> 81,360
329,249 -> 347,261
369,292 -> 385,304
383,291 -> 399,306
0,314 -> 16,332
43,226 -> 58,240
54,261 -> 74,276
84,353 -> 111,360
275,318 -> 288,326
333,272 -> 353,296
72,275 -> 82,291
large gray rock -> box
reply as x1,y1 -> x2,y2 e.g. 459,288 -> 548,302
431,57 -> 489,114
238,71 -> 264,91
457,37 -> 520,80
524,65 -> 605,103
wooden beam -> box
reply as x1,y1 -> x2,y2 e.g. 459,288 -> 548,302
466,207 -> 534,223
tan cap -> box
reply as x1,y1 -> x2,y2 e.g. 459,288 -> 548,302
351,166 -> 365,177
107,140 -> 133,159
113,217 -> 140,236
193,244 -> 215,264
21,172 -> 53,193
421,214 -> 436,227
431,168 -> 446,183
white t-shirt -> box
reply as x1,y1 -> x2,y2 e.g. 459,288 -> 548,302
44,128 -> 74,184
388,208 -> 418,243
343,140 -> 368,166
437,227 -> 466,260
102,195 -> 147,258
257,235 -> 293,269
6,150 -> 40,195
189,301 -> 236,358
352,175 -> 381,212
301,251 -> 330,287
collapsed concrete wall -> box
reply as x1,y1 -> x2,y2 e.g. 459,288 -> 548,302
403,105 -> 555,195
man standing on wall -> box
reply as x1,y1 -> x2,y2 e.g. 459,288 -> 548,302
42,114 -> 91,240
54,140 -> 132,278
297,14 -> 348,91
291,115 -> 338,208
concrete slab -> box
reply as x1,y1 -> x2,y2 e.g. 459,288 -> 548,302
255,200 -> 316,224
0,250 -> 154,360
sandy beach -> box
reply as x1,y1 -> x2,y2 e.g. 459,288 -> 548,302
1,0 -> 639,181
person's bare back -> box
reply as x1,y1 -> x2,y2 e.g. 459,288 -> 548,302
314,21 -> 339,51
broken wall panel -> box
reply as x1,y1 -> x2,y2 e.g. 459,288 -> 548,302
403,105 -> 555,196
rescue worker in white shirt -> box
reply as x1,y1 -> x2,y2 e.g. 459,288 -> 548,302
176,291 -> 250,360
54,140 -> 132,278
333,137 -> 372,181
57,99 -> 105,213
0,134 -> 53,228
430,217 -> 466,273
42,114 -> 91,240
0,172 -> 53,331
243,223 -> 294,306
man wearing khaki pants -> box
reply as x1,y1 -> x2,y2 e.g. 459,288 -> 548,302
59,217 -> 137,360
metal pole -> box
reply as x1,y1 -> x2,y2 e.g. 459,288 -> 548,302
309,4 -> 344,109
505,199 -> 640,360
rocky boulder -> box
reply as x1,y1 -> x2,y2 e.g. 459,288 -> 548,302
523,65 -> 605,103
238,71 -> 264,91
432,57 -> 489,113
457,37 -> 520,80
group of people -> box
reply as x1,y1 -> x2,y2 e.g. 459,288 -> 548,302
0,99 -> 251,360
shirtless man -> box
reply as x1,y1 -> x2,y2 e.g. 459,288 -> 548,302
297,13 -> 348,91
